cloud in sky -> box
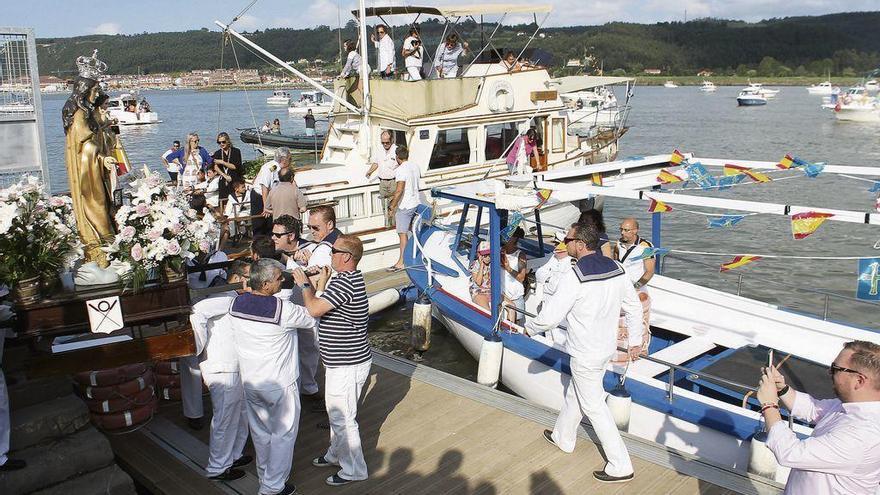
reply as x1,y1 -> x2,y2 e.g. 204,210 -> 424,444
90,22 -> 122,35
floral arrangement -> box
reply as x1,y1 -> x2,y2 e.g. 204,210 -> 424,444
0,176 -> 83,287
104,166 -> 219,289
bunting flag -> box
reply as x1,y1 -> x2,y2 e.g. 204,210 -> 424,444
741,169 -> 771,183
791,211 -> 834,239
707,215 -> 747,228
685,162 -> 717,190
535,189 -> 552,209
648,198 -> 672,213
591,173 -> 603,186
656,169 -> 683,184
777,153 -> 795,169
723,163 -> 749,176
501,212 -> 524,243
857,258 -> 880,300
715,175 -> 746,190
628,247 -> 670,262
803,162 -> 825,178
670,149 -> 686,165
720,255 -> 762,272
868,182 -> 880,193
724,163 -> 771,183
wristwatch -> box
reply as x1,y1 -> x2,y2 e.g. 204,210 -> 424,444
300,282 -> 313,290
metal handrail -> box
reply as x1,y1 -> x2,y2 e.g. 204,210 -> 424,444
507,306 -> 758,402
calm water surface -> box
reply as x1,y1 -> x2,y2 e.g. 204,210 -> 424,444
39,85 -> 880,375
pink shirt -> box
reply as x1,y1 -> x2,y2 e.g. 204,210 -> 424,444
767,392 -> 880,494
505,136 -> 536,166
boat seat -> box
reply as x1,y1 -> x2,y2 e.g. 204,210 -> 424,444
627,337 -> 716,378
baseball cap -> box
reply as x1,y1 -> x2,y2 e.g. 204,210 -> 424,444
478,241 -> 491,255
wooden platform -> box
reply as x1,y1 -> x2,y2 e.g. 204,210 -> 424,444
110,352 -> 781,495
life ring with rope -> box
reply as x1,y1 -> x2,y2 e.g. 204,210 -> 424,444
488,80 -> 515,112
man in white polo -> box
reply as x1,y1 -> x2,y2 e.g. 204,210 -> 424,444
388,144 -> 421,272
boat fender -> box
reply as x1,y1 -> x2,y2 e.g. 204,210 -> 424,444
90,397 -> 158,432
86,386 -> 155,414
747,431 -> 778,479
81,372 -> 155,401
73,363 -> 149,387
605,385 -> 632,431
477,337 -> 504,388
411,293 -> 433,352
488,80 -> 515,113
368,288 -> 402,315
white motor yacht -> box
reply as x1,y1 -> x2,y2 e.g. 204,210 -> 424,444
560,82 -> 631,135
736,88 -> 767,106
807,80 -> 834,95
663,80 -> 678,88
747,81 -> 779,98
864,79 -> 879,94
106,93 -> 160,125
266,90 -> 291,105
287,90 -> 333,115
699,81 -> 717,92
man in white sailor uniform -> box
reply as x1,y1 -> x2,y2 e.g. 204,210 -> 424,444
228,259 -> 316,495
189,261 -> 253,481
525,222 -> 644,484
534,231 -> 574,347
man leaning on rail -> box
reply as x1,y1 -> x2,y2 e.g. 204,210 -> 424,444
757,340 -> 880,494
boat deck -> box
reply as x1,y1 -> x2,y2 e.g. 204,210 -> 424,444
113,351 -> 780,495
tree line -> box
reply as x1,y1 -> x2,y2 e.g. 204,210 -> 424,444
35,11 -> 880,78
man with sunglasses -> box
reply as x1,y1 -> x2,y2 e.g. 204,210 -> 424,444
292,234 -> 371,487
301,205 -> 342,271
370,24 -> 395,79
757,340 -> 880,494
365,130 -> 398,227
212,132 -> 242,202
525,222 -> 643,484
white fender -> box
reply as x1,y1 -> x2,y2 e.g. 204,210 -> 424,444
488,80 -> 515,113
747,431 -> 778,479
367,288 -> 401,315
477,338 -> 503,388
605,386 -> 632,431
411,294 -> 433,352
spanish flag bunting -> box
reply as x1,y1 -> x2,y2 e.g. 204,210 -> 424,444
720,255 -> 762,272
591,173 -> 603,186
777,153 -> 795,169
723,163 -> 770,183
723,163 -> 749,176
647,198 -> 672,213
669,149 -> 685,165
656,169 -> 683,184
535,189 -> 552,209
791,211 -> 834,240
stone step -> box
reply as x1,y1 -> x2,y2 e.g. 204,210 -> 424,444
10,394 -> 90,451
0,428 -> 114,494
8,376 -> 74,412
30,464 -> 136,495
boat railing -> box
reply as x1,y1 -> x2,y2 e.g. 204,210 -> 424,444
663,253 -> 880,325
507,306 -> 759,403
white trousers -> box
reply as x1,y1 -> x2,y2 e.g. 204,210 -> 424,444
202,371 -> 249,476
245,384 -> 300,495
406,66 -> 422,81
180,355 -> 204,419
551,357 -> 633,477
323,360 -> 371,481
297,327 -> 320,395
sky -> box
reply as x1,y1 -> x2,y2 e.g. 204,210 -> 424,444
6,0 -> 878,38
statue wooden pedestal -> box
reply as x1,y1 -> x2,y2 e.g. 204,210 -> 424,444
12,280 -> 195,376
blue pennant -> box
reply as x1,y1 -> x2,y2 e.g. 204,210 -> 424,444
857,258 -> 880,301
715,174 -> 746,190
803,162 -> 825,178
707,215 -> 747,228
629,247 -> 670,262
500,211 -> 524,243
685,162 -> 717,190
868,182 -> 880,193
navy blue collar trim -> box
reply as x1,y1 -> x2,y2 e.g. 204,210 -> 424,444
573,253 -> 625,283
229,292 -> 282,324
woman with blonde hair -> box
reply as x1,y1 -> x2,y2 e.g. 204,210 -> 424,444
169,132 -> 214,189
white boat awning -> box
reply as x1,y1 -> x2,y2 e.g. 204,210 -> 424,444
354,4 -> 552,18
550,75 -> 635,94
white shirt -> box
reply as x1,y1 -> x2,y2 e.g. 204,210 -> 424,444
229,297 -> 316,391
374,144 -> 398,180
502,250 -> 524,300
254,160 -> 281,192
525,255 -> 642,364
203,175 -> 220,208
223,189 -> 251,218
162,148 -> 178,172
190,293 -> 238,374
535,254 -> 572,298
187,251 -> 228,290
403,36 -> 423,68
767,393 -> 880,495
180,163 -> 199,188
374,34 -> 396,73
616,237 -> 653,286
394,160 -> 422,211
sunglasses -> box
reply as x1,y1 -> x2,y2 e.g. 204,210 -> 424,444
307,224 -> 321,231
217,140 -> 228,144
381,141 -> 392,146
377,30 -> 386,34
563,237 -> 582,244
620,228 -> 636,232
271,231 -> 291,238
829,363 -> 865,377
331,247 -> 352,256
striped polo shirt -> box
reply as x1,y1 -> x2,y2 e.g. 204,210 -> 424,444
317,270 -> 371,367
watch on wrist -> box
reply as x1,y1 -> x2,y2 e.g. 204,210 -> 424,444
300,282 -> 313,290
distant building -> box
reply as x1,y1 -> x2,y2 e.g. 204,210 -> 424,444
233,69 -> 261,84
696,69 -> 714,77
208,69 -> 235,86
566,59 -> 583,68
313,58 -> 324,64
297,58 -> 309,64
644,68 -> 662,75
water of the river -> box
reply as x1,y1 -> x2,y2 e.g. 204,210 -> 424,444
39,85 -> 880,378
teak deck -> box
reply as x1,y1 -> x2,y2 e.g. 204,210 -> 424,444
113,352 -> 772,495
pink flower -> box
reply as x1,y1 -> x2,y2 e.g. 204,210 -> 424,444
198,240 -> 211,253
166,240 -> 181,256
170,223 -> 182,234
147,228 -> 162,241
49,197 -> 65,207
131,243 -> 144,261
120,225 -> 136,241
135,203 -> 150,217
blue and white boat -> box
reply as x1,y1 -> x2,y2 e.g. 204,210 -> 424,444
736,88 -> 766,106
404,154 -> 880,486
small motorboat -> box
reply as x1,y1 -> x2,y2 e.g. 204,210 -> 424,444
864,79 -> 879,94
663,80 -> 678,88
807,81 -> 834,95
106,93 -> 161,125
699,81 -> 717,92
736,88 -> 767,106
239,128 -> 325,151
747,81 -> 779,98
288,90 -> 333,115
266,90 -> 291,105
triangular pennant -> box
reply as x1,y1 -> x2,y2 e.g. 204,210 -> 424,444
670,149 -> 686,165
591,173 -> 603,186
707,215 -> 747,228
868,182 -> 880,193
803,162 -> 825,178
791,211 -> 834,240
535,189 -> 552,209
656,169 -> 683,184
628,247 -> 670,262
777,153 -> 795,169
648,198 -> 672,213
720,255 -> 762,272
685,162 -> 717,190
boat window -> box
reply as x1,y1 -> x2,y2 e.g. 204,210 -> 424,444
335,193 -> 366,219
429,127 -> 473,170
551,118 -> 565,153
370,191 -> 383,217
484,122 -> 520,160
108,101 -> 120,108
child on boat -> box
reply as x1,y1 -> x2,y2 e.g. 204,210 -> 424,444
469,241 -> 492,310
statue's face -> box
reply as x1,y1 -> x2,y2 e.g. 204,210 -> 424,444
86,85 -> 101,104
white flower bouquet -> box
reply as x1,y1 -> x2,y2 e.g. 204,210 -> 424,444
0,176 -> 83,290
104,166 -> 219,290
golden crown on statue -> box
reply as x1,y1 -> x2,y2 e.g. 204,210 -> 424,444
76,50 -> 108,80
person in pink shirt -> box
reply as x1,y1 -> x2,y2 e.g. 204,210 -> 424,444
757,340 -> 880,494
504,128 -> 540,174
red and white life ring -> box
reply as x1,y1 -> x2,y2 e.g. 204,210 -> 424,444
85,386 -> 155,414
73,363 -> 149,387
80,372 -> 155,401
90,398 -> 158,431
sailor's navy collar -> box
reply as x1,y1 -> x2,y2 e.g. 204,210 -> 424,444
573,253 -> 626,283
229,292 -> 282,325
319,228 -> 342,247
